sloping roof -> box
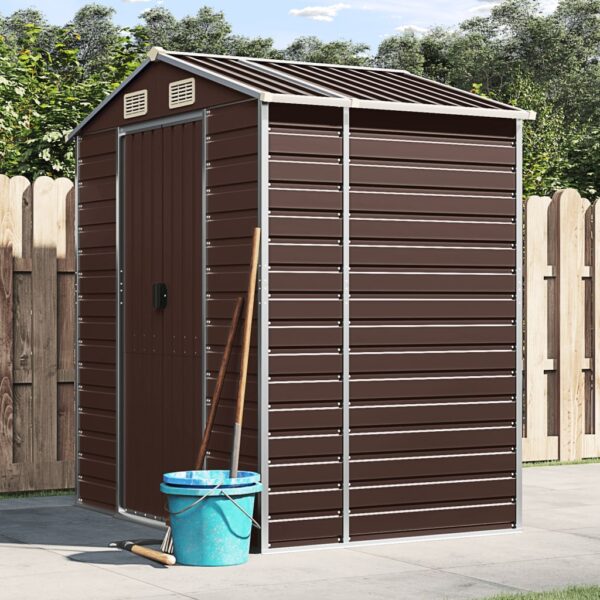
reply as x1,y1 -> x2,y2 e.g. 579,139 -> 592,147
68,48 -> 535,141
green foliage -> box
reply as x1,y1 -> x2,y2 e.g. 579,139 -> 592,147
502,76 -> 574,199
282,36 -> 371,65
0,22 -> 137,179
0,0 -> 599,194
69,4 -> 121,75
132,6 -> 279,58
375,33 -> 425,73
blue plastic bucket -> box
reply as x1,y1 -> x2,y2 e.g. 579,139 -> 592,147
160,470 -> 262,567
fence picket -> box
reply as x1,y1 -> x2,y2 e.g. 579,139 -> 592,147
555,190 -> 589,460
524,195 -> 558,460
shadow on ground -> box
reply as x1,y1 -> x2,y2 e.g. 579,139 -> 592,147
0,496 -> 168,567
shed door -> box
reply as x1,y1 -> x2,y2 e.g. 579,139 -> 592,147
122,120 -> 203,518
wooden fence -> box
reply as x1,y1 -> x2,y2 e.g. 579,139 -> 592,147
0,175 -> 597,491
524,189 -> 599,461
0,175 -> 75,492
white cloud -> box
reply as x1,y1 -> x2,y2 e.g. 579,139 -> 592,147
289,3 -> 351,22
467,0 -> 557,17
357,2 -> 404,12
467,2 -> 499,15
395,24 -> 428,33
122,0 -> 153,3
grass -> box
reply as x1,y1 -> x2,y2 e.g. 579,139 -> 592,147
524,458 -> 600,468
0,489 -> 74,500
484,586 -> 600,599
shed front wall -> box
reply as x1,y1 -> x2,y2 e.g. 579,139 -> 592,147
264,105 -> 518,549
76,62 -> 255,513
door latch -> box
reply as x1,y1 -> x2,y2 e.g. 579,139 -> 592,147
152,282 -> 168,310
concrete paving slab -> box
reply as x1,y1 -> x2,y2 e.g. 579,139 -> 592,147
182,570 -> 523,600
94,546 -> 425,594
524,504 -> 600,531
0,563 -> 171,600
0,543 -> 77,578
351,527 -> 600,569
1,464 -> 599,599
563,527 -> 600,541
448,553 -> 600,594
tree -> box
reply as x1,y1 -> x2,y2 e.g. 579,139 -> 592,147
133,7 -> 178,51
375,33 -> 424,73
70,4 -> 120,75
225,35 -> 279,58
0,1 -> 599,196
0,8 -> 59,54
170,7 -> 231,54
503,76 -> 574,198
133,6 -> 278,58
0,23 -> 137,179
282,36 -> 371,65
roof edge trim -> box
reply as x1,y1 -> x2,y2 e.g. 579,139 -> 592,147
158,53 -> 263,99
267,94 -> 536,120
66,59 -> 152,142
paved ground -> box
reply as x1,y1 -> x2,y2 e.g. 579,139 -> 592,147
2,464 -> 600,600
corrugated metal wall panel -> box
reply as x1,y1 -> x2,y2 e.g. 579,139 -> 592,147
348,109 -> 517,541
77,130 -> 118,511
267,105 -> 344,548
205,100 -> 259,474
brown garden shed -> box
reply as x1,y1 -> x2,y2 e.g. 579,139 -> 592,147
68,47 -> 534,551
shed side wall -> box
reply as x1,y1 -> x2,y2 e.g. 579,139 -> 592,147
267,105 -> 345,548
205,100 -> 259,473
78,129 -> 118,510
348,109 -> 517,541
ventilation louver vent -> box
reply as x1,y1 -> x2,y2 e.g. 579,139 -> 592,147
169,78 -> 195,109
123,90 -> 148,119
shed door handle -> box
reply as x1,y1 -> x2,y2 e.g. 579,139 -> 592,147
153,282 -> 168,310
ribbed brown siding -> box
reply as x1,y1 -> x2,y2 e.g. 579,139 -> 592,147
77,130 -> 118,511
205,100 -> 259,473
77,62 -> 251,513
267,105 -> 344,548
348,109 -> 517,541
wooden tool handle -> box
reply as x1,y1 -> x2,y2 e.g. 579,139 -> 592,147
127,543 -> 176,566
194,296 -> 244,470
231,227 -> 261,477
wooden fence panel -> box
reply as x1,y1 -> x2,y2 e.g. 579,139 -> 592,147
524,189 -> 600,461
0,174 -> 75,492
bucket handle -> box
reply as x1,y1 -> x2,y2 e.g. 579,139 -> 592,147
220,489 -> 261,530
166,482 -> 261,529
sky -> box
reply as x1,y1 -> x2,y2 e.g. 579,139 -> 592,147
1,0 -> 559,50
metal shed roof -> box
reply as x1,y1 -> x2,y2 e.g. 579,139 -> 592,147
68,47 -> 535,141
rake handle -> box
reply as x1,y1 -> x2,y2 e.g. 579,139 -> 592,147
194,296 -> 244,470
231,227 -> 261,478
